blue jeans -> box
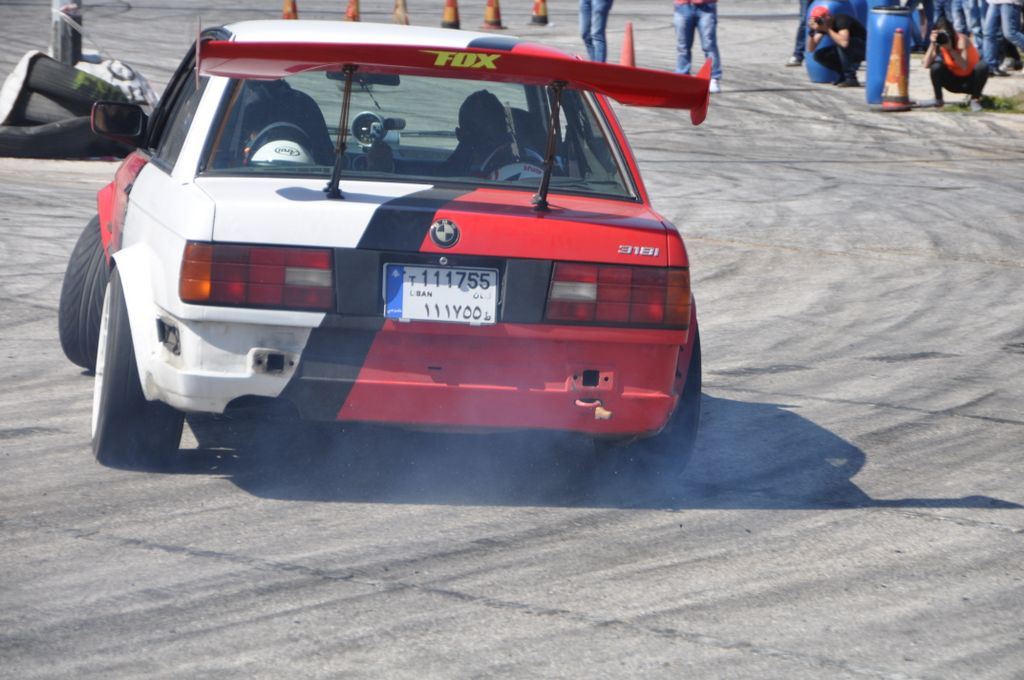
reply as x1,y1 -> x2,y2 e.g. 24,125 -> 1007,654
906,0 -> 936,47
793,0 -> 812,60
674,2 -> 723,79
579,0 -> 613,62
983,2 -> 1024,68
951,0 -> 984,49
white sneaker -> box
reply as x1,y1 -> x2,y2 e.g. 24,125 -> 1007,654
709,78 -> 721,94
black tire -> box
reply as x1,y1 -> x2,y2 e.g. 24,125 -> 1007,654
23,53 -> 127,109
58,216 -> 109,371
9,92 -> 81,126
596,330 -> 702,476
92,268 -> 184,468
0,117 -> 130,159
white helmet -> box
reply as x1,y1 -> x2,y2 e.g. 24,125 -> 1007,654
250,139 -> 313,165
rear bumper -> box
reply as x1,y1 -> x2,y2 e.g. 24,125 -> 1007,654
281,320 -> 690,435
147,313 -> 692,436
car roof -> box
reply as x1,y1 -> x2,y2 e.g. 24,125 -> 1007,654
221,19 -> 519,51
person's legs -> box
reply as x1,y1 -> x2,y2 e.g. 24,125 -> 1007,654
792,0 -> 811,62
983,2 -> 1003,69
922,0 -> 937,34
579,0 -> 595,61
998,2 -> 1024,53
835,36 -> 865,81
965,0 -> 985,47
932,61 -> 987,99
931,62 -> 970,97
590,0 -> 613,62
812,45 -> 843,74
951,0 -> 966,32
967,60 -> 990,96
1004,39 -> 1022,68
696,3 -> 723,80
674,3 -> 697,74
929,62 -> 950,100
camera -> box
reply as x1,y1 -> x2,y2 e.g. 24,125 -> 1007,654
935,31 -> 951,46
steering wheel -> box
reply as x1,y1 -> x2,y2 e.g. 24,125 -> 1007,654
245,122 -> 316,165
483,145 -> 546,181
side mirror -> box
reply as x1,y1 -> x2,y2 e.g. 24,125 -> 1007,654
91,101 -> 148,148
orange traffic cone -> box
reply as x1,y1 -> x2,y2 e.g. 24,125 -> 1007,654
482,0 -> 506,30
282,0 -> 298,20
393,0 -> 409,25
531,0 -> 549,26
620,21 -> 635,67
441,0 -> 460,29
881,28 -> 913,111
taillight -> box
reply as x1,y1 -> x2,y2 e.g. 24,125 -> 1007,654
546,262 -> 689,328
180,242 -> 334,311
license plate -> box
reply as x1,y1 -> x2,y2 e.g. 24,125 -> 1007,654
384,264 -> 499,325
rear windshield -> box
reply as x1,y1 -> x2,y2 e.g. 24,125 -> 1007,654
202,71 -> 634,200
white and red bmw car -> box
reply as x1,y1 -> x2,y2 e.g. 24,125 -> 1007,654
58,20 -> 711,470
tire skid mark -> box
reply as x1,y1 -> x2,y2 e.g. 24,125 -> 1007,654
0,426 -> 63,440
682,236 -> 1024,269
865,352 -> 960,363
890,510 -> 1024,535
55,526 -> 916,679
710,364 -> 810,377
705,383 -> 1024,429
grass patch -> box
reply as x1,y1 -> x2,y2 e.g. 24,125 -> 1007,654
946,93 -> 1024,113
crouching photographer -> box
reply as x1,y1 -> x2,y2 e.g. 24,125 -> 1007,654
924,17 -> 988,111
807,5 -> 867,86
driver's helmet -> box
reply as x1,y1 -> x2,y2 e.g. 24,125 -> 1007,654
249,139 -> 313,165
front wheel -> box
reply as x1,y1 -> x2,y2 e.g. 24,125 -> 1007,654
595,330 -> 702,477
92,268 -> 184,468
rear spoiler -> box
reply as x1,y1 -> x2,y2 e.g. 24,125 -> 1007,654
198,39 -> 712,125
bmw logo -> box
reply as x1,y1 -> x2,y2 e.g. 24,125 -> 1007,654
430,219 -> 460,249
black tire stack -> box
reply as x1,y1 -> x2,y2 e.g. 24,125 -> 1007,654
0,53 -> 131,158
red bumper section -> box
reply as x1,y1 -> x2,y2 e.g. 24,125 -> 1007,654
323,321 -> 692,435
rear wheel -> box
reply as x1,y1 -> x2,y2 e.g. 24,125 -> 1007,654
58,216 -> 109,372
595,330 -> 702,476
92,269 -> 184,468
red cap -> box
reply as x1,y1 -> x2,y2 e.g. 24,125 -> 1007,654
810,5 -> 830,18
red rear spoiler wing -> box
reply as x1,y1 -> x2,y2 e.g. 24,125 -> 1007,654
199,40 -> 712,125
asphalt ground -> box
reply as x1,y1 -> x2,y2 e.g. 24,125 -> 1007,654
1,1 -> 1023,678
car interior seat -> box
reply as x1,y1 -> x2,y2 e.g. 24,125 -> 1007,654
215,79 -> 336,168
510,107 -> 548,158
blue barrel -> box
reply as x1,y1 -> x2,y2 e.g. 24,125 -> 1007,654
805,0 -> 859,83
866,6 -> 912,104
850,0 -> 869,24
868,0 -> 926,48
